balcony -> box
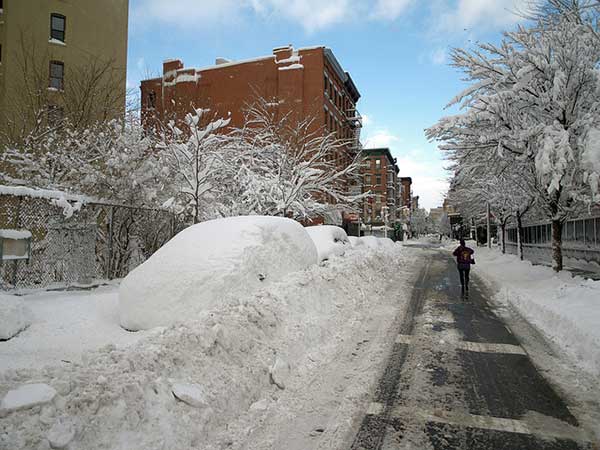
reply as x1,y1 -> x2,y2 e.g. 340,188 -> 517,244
345,108 -> 363,128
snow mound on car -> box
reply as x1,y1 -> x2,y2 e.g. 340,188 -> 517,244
360,236 -> 381,250
305,225 -> 350,262
348,236 -> 364,247
119,216 -> 318,330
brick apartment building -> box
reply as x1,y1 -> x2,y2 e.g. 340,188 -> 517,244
140,45 -> 362,225
360,148 -> 400,229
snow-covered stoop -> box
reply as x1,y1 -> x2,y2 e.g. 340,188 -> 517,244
0,245 -> 416,450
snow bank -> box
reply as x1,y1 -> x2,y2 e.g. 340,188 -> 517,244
378,237 -> 395,249
348,236 -> 364,247
0,240 -> 408,450
305,225 -> 350,262
119,216 -> 318,330
0,295 -> 32,340
360,236 -> 381,250
475,248 -> 600,376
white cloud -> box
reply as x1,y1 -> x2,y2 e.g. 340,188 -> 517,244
394,154 -> 449,211
133,0 -> 246,28
371,0 -> 413,21
436,0 -> 527,32
133,0 -> 353,33
256,0 -> 352,33
364,129 -> 401,149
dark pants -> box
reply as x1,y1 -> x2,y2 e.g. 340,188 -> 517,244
458,265 -> 470,290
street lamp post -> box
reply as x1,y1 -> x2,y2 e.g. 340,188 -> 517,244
381,205 -> 389,239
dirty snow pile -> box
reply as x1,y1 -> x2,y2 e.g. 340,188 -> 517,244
0,218 -> 414,450
474,248 -> 600,376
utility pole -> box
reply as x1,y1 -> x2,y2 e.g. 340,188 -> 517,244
486,202 -> 491,249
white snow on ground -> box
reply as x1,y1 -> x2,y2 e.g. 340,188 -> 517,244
472,247 -> 600,377
119,216 -> 318,331
0,296 -> 32,341
0,286 -> 148,371
305,225 -> 350,262
0,239 -> 417,450
348,236 -> 364,247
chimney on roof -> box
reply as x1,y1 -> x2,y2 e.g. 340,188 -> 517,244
163,59 -> 183,76
273,44 -> 293,63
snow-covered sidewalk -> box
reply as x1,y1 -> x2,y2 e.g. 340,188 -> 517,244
0,285 -> 150,372
0,244 -> 419,450
472,247 -> 600,377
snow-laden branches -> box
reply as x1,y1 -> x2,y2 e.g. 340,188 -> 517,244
216,97 -> 365,221
428,1 -> 600,271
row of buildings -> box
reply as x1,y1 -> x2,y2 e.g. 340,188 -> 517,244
0,0 -> 418,236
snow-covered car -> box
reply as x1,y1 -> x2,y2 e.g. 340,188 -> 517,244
119,216 -> 318,330
305,225 -> 350,262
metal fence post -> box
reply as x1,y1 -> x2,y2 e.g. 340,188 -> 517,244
107,206 -> 114,280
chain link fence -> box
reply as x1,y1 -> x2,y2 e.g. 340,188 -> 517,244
0,191 -> 182,290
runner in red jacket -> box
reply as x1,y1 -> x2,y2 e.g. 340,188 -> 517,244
453,239 -> 474,293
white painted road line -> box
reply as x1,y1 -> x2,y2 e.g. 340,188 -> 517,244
456,341 -> 527,356
394,334 -> 526,355
390,406 -> 592,444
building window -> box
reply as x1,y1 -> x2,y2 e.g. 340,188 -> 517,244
49,61 -> 64,90
376,175 -> 382,185
375,159 -> 381,169
324,73 -> 328,95
147,91 -> 156,109
51,14 -> 66,42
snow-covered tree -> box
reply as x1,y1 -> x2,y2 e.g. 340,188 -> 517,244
160,109 -> 230,224
218,98 -> 364,221
428,2 -> 600,271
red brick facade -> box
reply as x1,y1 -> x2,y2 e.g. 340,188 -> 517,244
360,148 -> 400,226
140,45 -> 361,153
140,45 -> 362,224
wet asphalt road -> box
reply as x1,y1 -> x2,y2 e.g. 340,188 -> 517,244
351,245 -> 596,450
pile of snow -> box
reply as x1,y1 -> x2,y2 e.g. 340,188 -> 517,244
0,383 -> 56,415
378,237 -> 396,249
474,248 -> 600,376
0,238 -> 409,450
360,236 -> 381,250
119,216 -> 318,331
348,236 -> 364,247
0,295 -> 32,341
305,225 -> 350,262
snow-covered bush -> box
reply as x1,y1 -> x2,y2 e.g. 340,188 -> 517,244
0,295 -> 32,340
305,225 -> 350,262
119,216 -> 318,330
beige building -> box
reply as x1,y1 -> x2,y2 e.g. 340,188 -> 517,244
0,0 -> 129,142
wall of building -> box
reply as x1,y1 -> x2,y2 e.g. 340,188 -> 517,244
0,0 -> 129,137
360,148 -> 399,226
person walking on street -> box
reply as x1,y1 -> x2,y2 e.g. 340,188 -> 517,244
453,238 -> 475,293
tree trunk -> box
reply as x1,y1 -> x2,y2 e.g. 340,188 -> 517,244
551,219 -> 563,272
501,222 -> 506,254
516,213 -> 524,261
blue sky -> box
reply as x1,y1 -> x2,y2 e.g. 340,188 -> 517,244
127,0 -> 528,210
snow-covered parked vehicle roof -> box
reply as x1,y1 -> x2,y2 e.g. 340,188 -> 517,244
119,216 -> 318,330
304,225 -> 350,262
